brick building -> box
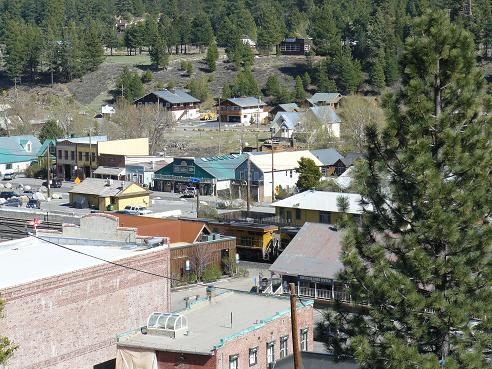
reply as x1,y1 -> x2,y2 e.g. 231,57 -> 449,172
116,291 -> 314,369
0,229 -> 171,369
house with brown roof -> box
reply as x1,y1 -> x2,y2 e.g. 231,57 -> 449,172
269,222 -> 353,304
111,214 -> 237,279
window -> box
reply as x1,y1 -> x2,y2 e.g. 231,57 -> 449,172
295,208 -> 301,220
58,150 -> 62,159
6,164 -> 12,170
280,336 -> 288,358
249,347 -> 258,366
70,151 -> 74,160
25,142 -> 32,152
78,152 -> 82,160
64,150 -> 68,160
91,152 -> 96,161
319,211 -> 331,224
289,170 -> 293,178
286,211 -> 292,223
229,355 -> 239,369
300,329 -> 308,351
267,342 -> 275,367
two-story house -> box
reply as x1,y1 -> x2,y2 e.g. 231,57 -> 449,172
0,135 -> 41,176
134,89 -> 201,121
219,97 -> 268,125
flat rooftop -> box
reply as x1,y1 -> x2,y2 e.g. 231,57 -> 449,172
117,292 -> 311,355
0,236 -> 167,290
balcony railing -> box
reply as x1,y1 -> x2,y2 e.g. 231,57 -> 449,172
297,286 -> 353,303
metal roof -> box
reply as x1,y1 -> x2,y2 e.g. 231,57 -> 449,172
307,92 -> 342,106
269,222 -> 343,279
278,103 -> 300,112
93,166 -> 126,176
310,148 -> 343,165
270,112 -> 304,130
226,97 -> 266,108
341,152 -> 365,167
195,154 -> 247,180
0,135 -> 41,164
270,190 -> 369,214
248,150 -> 323,172
68,178 -> 147,197
153,89 -> 200,104
56,135 -> 108,144
308,106 -> 341,123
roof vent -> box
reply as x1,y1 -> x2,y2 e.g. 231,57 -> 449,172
146,312 -> 188,338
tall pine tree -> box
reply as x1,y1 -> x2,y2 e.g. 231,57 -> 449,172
321,11 -> 492,369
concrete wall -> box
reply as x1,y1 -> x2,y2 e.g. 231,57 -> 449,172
215,303 -> 313,369
0,246 -> 171,369
61,214 -> 138,243
98,138 -> 149,156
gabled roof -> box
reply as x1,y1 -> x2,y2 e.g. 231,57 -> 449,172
111,214 -> 210,244
0,135 -> 42,164
249,150 -> 322,172
307,92 -> 342,106
270,112 -> 304,130
270,190 -> 368,214
153,89 -> 200,104
226,97 -> 266,108
269,222 -> 343,279
69,178 -> 148,197
341,152 -> 364,167
195,154 -> 247,180
57,135 -> 108,144
308,106 -> 341,124
36,139 -> 56,157
278,103 -> 300,112
310,148 -> 343,165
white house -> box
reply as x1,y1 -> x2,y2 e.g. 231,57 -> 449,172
235,150 -> 323,202
301,106 -> 342,138
0,135 -> 42,176
219,97 -> 268,125
270,111 -> 304,138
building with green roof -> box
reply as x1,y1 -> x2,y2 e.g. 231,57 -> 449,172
153,154 -> 247,195
0,135 -> 42,177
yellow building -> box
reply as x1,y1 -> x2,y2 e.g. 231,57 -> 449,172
271,190 -> 367,226
97,138 -> 149,156
207,221 -> 279,261
69,178 -> 150,211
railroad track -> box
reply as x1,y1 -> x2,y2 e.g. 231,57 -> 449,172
0,216 -> 62,241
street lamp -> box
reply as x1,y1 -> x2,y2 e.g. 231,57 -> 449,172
270,127 -> 275,202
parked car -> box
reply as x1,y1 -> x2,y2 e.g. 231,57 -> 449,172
2,173 -> 16,180
0,191 -> 17,200
181,187 -> 197,198
22,190 -> 35,198
26,199 -> 41,209
42,179 -> 62,188
122,205 -> 152,215
3,198 -> 23,207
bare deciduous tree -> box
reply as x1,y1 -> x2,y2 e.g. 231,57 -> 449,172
338,96 -> 385,152
189,244 -> 213,281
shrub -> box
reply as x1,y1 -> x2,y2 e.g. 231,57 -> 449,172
141,70 -> 153,83
197,204 -> 219,219
201,264 -> 222,282
25,163 -> 47,179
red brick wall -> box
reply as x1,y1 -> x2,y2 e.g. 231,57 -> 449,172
0,247 -> 171,369
216,304 -> 313,369
157,351 -> 215,369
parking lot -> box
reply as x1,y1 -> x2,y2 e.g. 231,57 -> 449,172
0,175 -> 269,218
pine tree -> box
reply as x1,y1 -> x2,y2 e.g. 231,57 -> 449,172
335,48 -> 362,94
302,71 -> 311,90
149,36 -> 168,70
264,75 -> 281,97
39,120 -> 64,142
81,22 -> 104,72
370,57 -> 386,90
116,67 -> 144,100
321,11 -> 492,368
191,12 -> 214,52
206,39 -> 219,72
256,3 -> 284,54
296,157 -> 321,191
221,83 -> 232,99
230,68 -> 259,97
295,75 -> 306,101
4,20 -> 27,83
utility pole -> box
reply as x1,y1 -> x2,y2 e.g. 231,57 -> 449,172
196,185 -> 200,217
246,154 -> 251,215
256,95 -> 260,129
218,98 -> 221,132
289,283 -> 302,369
270,128 -> 275,202
46,142 -> 51,198
88,128 -> 93,178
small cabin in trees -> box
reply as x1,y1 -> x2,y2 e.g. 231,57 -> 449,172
134,89 -> 201,121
